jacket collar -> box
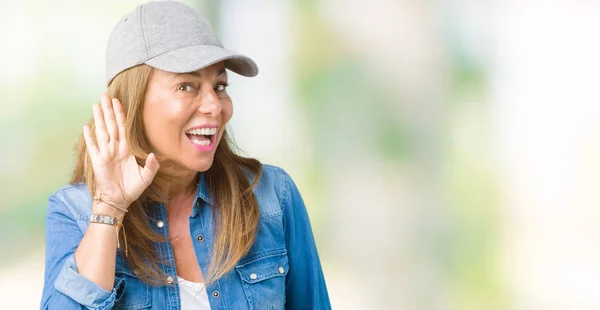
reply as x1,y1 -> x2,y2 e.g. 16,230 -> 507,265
196,172 -> 211,205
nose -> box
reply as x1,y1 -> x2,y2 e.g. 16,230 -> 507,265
197,89 -> 222,116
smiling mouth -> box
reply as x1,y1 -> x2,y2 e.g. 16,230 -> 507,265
185,127 -> 218,147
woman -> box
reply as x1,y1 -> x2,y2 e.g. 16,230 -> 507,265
40,1 -> 330,309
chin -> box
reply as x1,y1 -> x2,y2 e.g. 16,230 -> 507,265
184,157 -> 215,172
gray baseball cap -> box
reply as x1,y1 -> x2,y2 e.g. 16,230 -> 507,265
105,0 -> 259,85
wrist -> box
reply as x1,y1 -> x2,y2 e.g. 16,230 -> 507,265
92,193 -> 129,215
92,201 -> 126,219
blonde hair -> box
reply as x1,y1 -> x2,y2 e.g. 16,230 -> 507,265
70,64 -> 262,285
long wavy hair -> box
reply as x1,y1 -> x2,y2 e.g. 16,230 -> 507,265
70,64 -> 262,285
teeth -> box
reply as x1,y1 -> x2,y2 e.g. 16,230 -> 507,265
186,127 -> 217,135
190,138 -> 211,146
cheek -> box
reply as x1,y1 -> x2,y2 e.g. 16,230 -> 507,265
143,100 -> 190,147
222,99 -> 233,123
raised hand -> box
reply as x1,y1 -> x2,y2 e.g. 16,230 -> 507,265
82,94 -> 159,216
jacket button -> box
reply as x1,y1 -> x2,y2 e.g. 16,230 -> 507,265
156,220 -> 165,228
250,273 -> 258,280
278,267 -> 285,274
212,291 -> 220,298
196,235 -> 204,242
166,276 -> 174,284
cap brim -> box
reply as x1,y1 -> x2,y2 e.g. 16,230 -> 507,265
144,45 -> 258,77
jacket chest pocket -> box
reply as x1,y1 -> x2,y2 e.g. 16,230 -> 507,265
113,267 -> 152,309
236,250 -> 289,310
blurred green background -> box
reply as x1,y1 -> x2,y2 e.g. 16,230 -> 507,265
2,0 -> 600,309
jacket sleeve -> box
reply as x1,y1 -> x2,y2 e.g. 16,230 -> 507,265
40,193 -> 125,310
281,170 -> 332,310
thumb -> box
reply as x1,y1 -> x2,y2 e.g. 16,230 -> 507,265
141,153 -> 160,182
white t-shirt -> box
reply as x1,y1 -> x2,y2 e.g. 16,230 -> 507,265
177,276 -> 211,309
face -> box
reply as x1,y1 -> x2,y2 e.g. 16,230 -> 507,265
142,62 -> 232,172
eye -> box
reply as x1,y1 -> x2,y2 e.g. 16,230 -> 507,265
215,82 -> 229,93
177,84 -> 195,92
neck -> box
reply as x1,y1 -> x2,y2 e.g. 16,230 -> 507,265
169,170 -> 199,200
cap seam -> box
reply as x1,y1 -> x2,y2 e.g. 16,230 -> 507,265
143,44 -> 234,62
139,4 -> 150,60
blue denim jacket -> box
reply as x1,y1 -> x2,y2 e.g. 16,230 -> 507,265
40,164 -> 331,310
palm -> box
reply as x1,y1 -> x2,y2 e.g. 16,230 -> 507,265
83,94 -> 159,208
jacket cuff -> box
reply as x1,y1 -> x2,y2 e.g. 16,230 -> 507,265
54,255 -> 125,310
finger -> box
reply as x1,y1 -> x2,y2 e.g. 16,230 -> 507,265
82,125 -> 99,156
93,103 -> 109,149
140,153 -> 160,185
112,98 -> 127,143
101,94 -> 118,142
